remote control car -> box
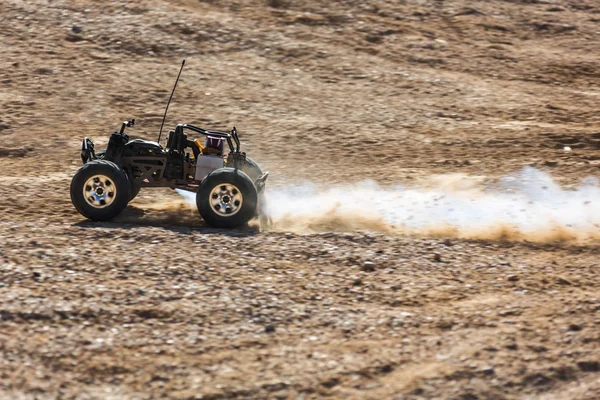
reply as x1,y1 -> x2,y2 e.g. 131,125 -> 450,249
70,61 -> 268,228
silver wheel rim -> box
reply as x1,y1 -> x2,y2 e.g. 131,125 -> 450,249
209,183 -> 243,217
83,174 -> 117,208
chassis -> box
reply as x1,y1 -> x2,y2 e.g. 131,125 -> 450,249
71,119 -> 268,228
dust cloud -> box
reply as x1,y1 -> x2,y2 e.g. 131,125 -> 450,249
179,167 -> 600,243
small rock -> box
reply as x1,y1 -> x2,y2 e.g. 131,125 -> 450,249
455,7 -> 483,17
557,24 -> 577,33
66,33 -> 84,42
293,14 -> 327,26
365,35 -> 382,44
568,324 -> 582,332
35,68 -> 53,75
71,25 -> 83,34
507,275 -> 519,282
411,387 -> 425,395
554,365 -> 576,381
265,324 -> 276,333
577,361 -> 599,372
528,345 -> 548,353
481,366 -> 495,376
0,147 -> 28,157
321,377 -> 340,388
433,253 -> 442,262
266,0 -> 286,8
523,372 -> 552,386
361,261 -> 376,272
379,364 -> 394,373
556,277 -> 571,285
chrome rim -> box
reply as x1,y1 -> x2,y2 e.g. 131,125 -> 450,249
83,174 -> 116,208
210,183 -> 243,217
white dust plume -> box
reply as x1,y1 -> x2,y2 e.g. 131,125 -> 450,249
179,168 -> 600,243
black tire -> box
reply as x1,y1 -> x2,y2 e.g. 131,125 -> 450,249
70,160 -> 131,221
242,157 -> 263,182
243,157 -> 267,218
97,150 -> 140,201
196,168 -> 258,228
129,184 -> 141,201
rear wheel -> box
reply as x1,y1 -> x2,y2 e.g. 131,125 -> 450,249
243,157 -> 268,219
70,160 -> 131,221
196,168 -> 257,228
242,157 -> 263,182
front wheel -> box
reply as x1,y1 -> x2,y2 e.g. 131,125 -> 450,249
196,168 -> 257,228
70,160 -> 131,221
96,150 -> 140,201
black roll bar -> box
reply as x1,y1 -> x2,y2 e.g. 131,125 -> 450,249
231,126 -> 240,153
179,124 -> 235,153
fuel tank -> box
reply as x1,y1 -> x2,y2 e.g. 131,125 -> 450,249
195,155 -> 224,181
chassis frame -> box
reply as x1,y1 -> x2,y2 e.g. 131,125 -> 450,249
81,120 -> 268,194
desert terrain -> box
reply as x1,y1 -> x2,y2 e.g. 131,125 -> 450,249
0,0 -> 599,399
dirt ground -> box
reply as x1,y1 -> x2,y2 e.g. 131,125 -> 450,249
1,0 -> 599,399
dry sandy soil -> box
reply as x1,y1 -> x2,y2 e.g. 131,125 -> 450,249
1,0 -> 600,399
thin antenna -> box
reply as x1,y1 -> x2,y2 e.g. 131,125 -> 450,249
157,60 -> 185,144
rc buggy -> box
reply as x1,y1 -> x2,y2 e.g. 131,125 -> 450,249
70,61 -> 268,228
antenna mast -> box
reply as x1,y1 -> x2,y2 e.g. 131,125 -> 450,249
157,60 -> 185,144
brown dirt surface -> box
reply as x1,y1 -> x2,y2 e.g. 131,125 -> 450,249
1,0 -> 600,399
